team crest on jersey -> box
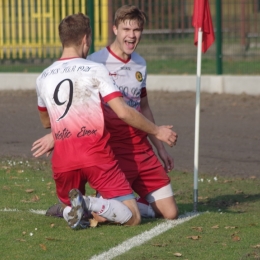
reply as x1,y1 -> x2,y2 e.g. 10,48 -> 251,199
135,71 -> 143,82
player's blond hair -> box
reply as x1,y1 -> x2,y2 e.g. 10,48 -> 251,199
59,13 -> 91,47
114,5 -> 147,29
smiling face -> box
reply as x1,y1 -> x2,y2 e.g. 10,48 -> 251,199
112,19 -> 143,61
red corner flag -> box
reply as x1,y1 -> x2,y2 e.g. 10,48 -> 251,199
192,0 -> 215,53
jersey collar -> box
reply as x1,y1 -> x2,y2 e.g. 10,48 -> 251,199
107,46 -> 131,64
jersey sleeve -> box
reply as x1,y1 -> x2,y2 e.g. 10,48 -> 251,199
94,64 -> 122,101
36,77 -> 47,111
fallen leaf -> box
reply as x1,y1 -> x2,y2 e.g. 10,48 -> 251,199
31,195 -> 40,202
211,225 -> 219,229
17,170 -> 24,173
89,218 -> 98,227
50,223 -> 55,228
224,180 -> 232,183
191,226 -> 203,232
40,244 -> 47,250
25,189 -> 34,193
232,236 -> 240,241
231,233 -> 241,241
16,238 -> 26,242
187,235 -> 201,240
225,226 -> 238,229
22,231 -> 26,235
173,253 -> 182,257
252,244 -> 260,248
21,195 -> 40,203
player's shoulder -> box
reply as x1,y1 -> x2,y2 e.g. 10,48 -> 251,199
131,52 -> 146,65
37,61 -> 57,81
87,47 -> 108,61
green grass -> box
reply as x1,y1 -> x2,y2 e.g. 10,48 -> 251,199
147,59 -> 260,75
1,58 -> 260,75
1,158 -> 260,259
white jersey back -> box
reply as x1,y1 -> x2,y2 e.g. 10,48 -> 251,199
36,57 -> 121,172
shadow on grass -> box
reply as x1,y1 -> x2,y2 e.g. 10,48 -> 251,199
177,193 -> 260,215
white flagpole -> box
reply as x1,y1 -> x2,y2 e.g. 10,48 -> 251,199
193,28 -> 203,212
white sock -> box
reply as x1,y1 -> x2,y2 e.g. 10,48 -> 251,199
88,197 -> 132,224
136,197 -> 156,218
63,206 -> 71,222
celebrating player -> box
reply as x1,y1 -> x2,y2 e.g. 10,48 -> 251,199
32,12 -> 178,228
88,5 -> 179,219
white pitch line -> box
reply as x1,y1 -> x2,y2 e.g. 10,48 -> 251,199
0,208 -> 46,215
90,212 -> 201,260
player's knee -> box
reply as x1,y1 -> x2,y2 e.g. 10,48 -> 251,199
163,207 -> 179,220
122,199 -> 141,226
125,212 -> 141,226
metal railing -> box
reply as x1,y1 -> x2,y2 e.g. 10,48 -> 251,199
1,0 -> 260,74
0,0 -> 108,59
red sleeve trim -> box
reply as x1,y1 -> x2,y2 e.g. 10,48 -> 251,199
141,87 -> 147,98
103,91 -> 123,103
38,106 -> 47,112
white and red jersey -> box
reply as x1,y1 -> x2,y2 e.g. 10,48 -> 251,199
87,47 -> 152,152
36,57 -> 122,172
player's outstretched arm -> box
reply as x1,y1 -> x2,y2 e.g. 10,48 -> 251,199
140,96 -> 175,172
107,97 -> 177,147
31,133 -> 54,157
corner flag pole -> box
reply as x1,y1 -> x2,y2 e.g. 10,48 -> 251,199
193,28 -> 203,212
192,0 -> 215,212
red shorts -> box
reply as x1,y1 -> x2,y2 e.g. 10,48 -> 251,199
53,160 -> 132,205
113,147 -> 171,198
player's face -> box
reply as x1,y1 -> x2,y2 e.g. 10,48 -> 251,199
113,19 -> 143,60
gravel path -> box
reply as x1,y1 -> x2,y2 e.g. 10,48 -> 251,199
1,89 -> 259,178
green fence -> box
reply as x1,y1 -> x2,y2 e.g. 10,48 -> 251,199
1,0 -> 260,75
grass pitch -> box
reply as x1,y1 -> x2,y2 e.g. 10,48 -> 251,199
0,158 -> 259,260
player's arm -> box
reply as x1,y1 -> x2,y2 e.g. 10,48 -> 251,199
31,110 -> 53,157
140,96 -> 175,172
39,111 -> 51,128
107,96 -> 177,147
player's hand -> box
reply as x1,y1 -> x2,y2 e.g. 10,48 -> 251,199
157,147 -> 174,173
91,212 -> 108,223
155,125 -> 178,147
31,133 -> 54,158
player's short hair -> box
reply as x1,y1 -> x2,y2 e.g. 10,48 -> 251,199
59,13 -> 91,47
114,5 -> 147,29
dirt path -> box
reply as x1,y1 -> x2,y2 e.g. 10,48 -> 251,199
1,90 -> 259,178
